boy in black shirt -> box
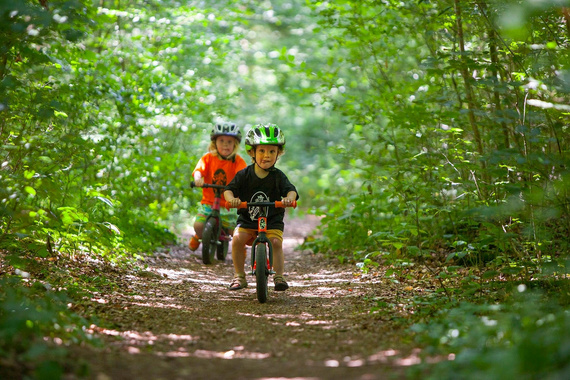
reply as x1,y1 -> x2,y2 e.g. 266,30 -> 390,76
224,124 -> 298,291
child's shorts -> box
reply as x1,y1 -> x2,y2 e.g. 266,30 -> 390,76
195,203 -> 238,230
236,227 -> 283,246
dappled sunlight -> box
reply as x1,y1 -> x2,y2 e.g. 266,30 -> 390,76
393,349 -> 422,366
155,348 -> 273,360
305,320 -> 332,326
90,326 -> 275,360
193,348 -> 271,360
301,270 -> 349,279
281,284 -> 356,299
130,301 -> 191,310
367,348 -> 423,367
154,267 -> 227,287
233,310 -> 338,332
91,327 -> 197,346
90,321 -> 423,369
317,348 -> 424,369
159,350 -> 191,358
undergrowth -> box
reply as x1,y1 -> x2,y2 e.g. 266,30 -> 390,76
406,287 -> 570,380
0,275 -> 99,379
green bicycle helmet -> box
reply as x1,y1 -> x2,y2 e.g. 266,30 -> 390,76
211,122 -> 242,142
245,124 -> 286,151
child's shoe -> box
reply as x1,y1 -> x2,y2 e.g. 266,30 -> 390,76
229,274 -> 247,290
274,275 -> 289,291
188,235 -> 200,251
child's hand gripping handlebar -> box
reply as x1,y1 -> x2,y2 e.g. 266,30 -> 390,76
191,181 -> 226,190
226,200 -> 297,210
191,181 -> 228,208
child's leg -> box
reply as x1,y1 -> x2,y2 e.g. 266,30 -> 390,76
193,220 -> 204,238
231,229 -> 253,276
192,204 -> 210,239
189,220 -> 205,251
271,237 -> 284,276
271,237 -> 289,291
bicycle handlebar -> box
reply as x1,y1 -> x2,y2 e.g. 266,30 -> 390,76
191,181 -> 226,190
228,200 -> 297,209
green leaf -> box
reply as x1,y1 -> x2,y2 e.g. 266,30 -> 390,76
25,186 -> 36,196
54,110 -> 68,118
482,270 -> 499,279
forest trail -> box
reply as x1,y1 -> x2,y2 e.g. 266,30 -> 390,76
70,216 -> 416,379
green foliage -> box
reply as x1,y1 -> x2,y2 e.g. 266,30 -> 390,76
408,288 -> 570,380
304,0 -> 570,279
0,276 -> 96,379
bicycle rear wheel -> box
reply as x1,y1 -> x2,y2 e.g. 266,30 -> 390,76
201,218 -> 217,265
255,244 -> 269,303
216,240 -> 229,261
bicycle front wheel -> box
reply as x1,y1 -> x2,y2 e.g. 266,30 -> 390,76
201,218 -> 217,265
255,243 -> 269,303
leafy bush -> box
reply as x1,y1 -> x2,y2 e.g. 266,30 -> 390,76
0,276 -> 96,379
408,287 -> 570,380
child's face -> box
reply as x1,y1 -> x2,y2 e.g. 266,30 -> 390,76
254,145 -> 279,170
216,136 -> 237,157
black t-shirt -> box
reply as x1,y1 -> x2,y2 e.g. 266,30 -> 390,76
225,164 -> 298,231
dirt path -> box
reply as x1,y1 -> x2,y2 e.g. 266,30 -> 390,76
71,216 -> 415,379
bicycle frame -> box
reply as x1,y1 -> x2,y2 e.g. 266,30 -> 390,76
206,190 -> 231,243
250,214 -> 274,276
191,181 -> 231,264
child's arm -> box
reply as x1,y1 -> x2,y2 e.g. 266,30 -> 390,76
282,191 -> 297,207
224,190 -> 241,207
193,171 -> 204,187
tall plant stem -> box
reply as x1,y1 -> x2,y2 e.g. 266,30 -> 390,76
453,0 -> 484,158
478,1 -> 510,149
0,53 -> 8,80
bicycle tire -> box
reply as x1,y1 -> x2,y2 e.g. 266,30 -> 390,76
216,240 -> 228,261
255,243 -> 269,303
201,218 -> 217,265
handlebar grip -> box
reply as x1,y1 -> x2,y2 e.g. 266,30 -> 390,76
275,200 -> 297,209
225,201 -> 246,210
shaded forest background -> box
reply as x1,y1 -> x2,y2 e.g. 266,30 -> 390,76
1,0 -> 570,379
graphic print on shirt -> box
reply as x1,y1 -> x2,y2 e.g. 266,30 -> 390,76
249,191 -> 269,221
212,169 -> 227,186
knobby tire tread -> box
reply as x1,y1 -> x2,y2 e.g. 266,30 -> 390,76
216,240 -> 228,261
201,218 -> 217,265
255,244 -> 268,303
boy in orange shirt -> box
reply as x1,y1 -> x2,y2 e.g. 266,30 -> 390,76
189,123 -> 247,251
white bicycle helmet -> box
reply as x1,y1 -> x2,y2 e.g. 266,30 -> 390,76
211,122 -> 242,142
